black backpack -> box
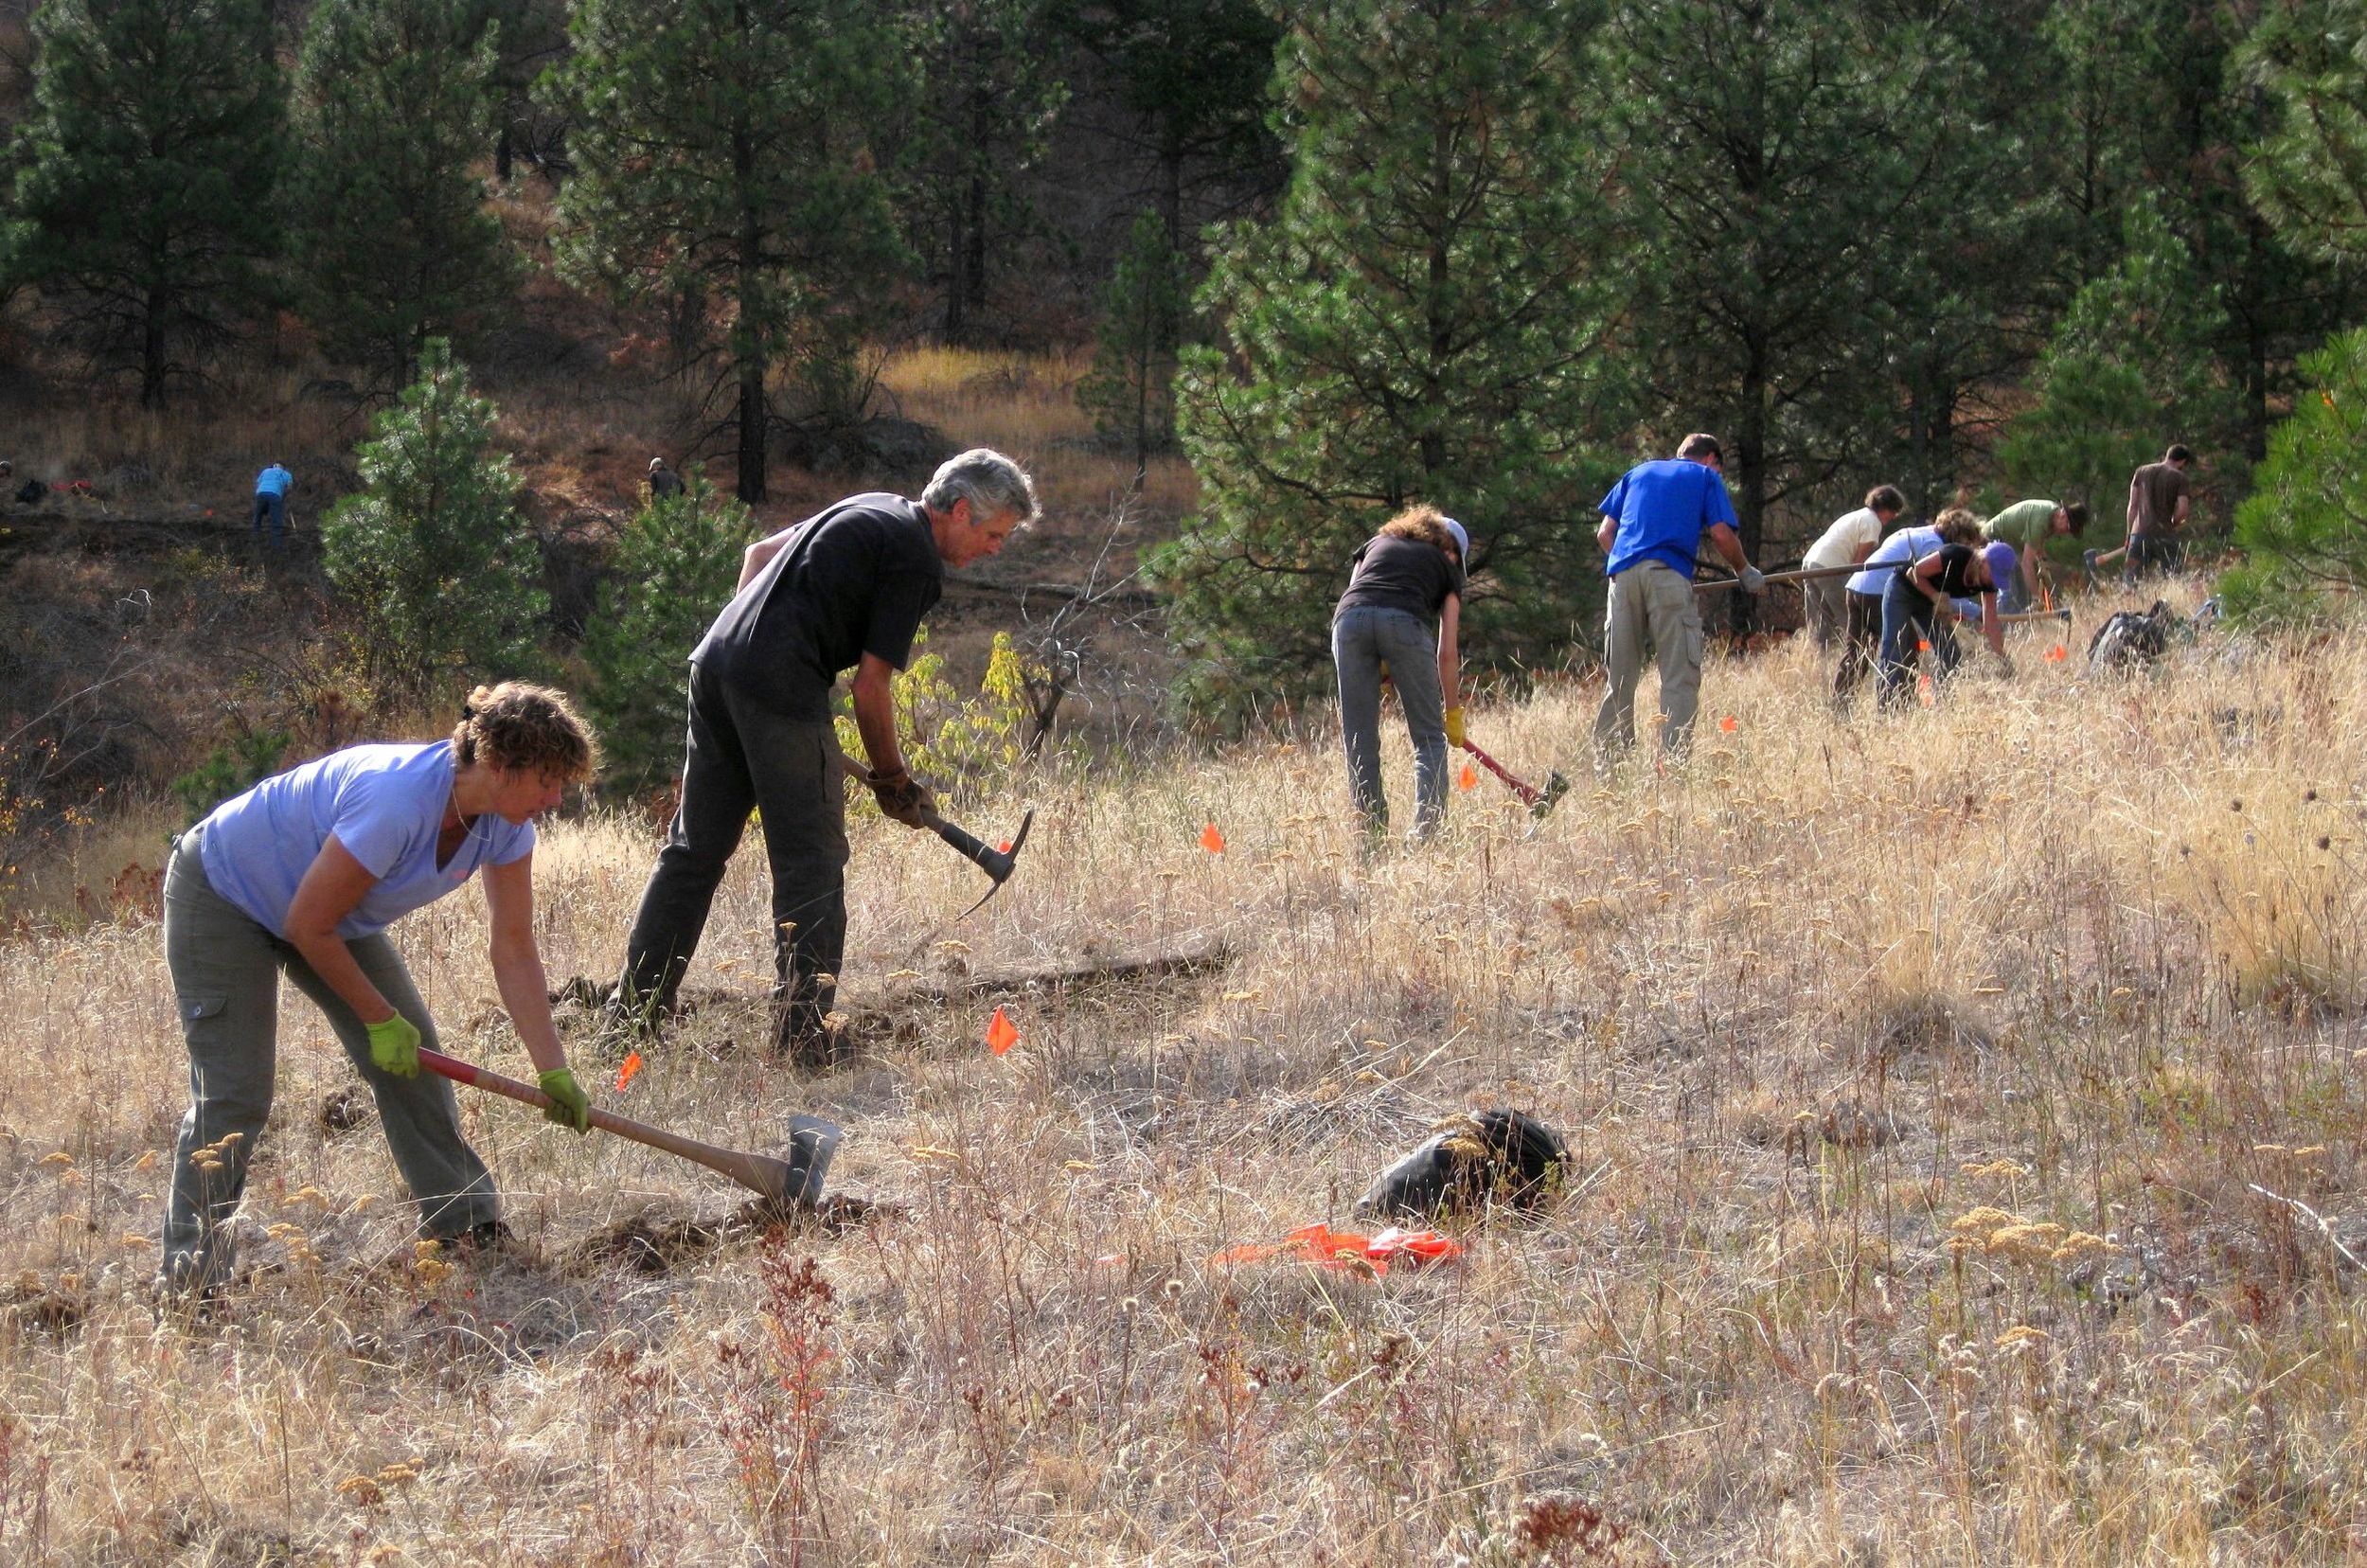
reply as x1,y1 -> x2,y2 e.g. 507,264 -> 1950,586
2088,599 -> 2176,672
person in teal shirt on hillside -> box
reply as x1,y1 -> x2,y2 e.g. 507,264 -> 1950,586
1981,497 -> 2087,612
251,462 -> 294,550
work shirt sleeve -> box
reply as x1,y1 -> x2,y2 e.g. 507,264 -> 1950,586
329,772 -> 418,880
1701,468 -> 1738,529
863,568 -> 938,671
1596,474 -> 1629,521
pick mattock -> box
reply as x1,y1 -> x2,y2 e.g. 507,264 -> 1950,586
1462,739 -> 1569,818
838,752 -> 1034,919
418,1047 -> 839,1207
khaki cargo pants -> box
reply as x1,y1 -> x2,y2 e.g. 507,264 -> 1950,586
160,827 -> 497,1292
1593,560 -> 1704,767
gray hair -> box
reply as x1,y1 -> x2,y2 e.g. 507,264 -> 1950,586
921,447 -> 1040,526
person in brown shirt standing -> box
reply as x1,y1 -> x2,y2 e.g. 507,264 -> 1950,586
2125,444 -> 2194,578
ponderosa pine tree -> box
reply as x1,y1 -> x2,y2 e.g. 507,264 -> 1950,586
2217,327 -> 2367,622
1593,0 -> 1983,627
903,0 -> 1067,345
322,340 -> 547,698
583,471 -> 753,794
2238,0 -> 2367,265
2000,192 -> 2242,522
1155,0 -> 1628,718
289,0 -> 521,383
541,0 -> 910,503
1,0 -> 283,406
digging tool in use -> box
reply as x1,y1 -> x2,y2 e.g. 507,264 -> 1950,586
418,1047 -> 839,1207
1998,607 -> 2072,626
2082,543 -> 2130,588
1462,739 -> 1569,818
837,753 -> 1034,918
1692,562 -> 1864,594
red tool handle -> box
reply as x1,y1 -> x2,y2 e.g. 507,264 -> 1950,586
416,1046 -> 800,1202
1460,740 -> 1541,806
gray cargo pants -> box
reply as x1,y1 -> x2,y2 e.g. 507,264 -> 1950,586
616,661 -> 848,1047
160,828 -> 497,1292
1332,605 -> 1448,838
1593,561 -> 1703,767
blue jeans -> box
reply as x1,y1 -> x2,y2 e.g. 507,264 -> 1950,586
1332,606 -> 1447,837
1877,573 -> 1944,708
251,490 -> 287,548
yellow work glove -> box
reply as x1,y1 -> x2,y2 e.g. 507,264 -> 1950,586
366,1014 -> 420,1078
537,1068 -> 593,1133
1444,706 -> 1468,749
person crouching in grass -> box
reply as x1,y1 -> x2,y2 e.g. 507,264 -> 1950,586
158,682 -> 600,1296
1878,540 -> 2008,707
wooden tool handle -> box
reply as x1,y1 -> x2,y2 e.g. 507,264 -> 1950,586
417,1047 -> 793,1201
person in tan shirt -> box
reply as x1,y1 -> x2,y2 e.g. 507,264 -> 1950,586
2125,444 -> 2194,578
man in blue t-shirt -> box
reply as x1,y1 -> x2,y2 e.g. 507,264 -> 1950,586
252,462 -> 294,549
1592,433 -> 1764,767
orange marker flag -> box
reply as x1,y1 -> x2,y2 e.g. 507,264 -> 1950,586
1718,715 -> 1738,733
1199,822 -> 1225,854
1456,760 -> 1478,791
2045,644 -> 2068,663
1917,673 -> 1937,708
985,1005 -> 1020,1055
1915,639 -> 1931,654
614,1050 -> 644,1092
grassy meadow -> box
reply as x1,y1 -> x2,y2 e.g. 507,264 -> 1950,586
4,574 -> 2366,1563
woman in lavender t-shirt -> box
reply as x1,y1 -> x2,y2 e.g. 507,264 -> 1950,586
157,682 -> 600,1295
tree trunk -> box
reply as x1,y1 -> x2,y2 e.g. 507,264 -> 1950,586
945,199 -> 968,345
141,285 -> 169,409
496,120 -> 513,183
738,354 -> 767,505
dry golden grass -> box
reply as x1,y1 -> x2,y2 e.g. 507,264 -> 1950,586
878,344 -> 1200,525
6,578 -> 2367,1564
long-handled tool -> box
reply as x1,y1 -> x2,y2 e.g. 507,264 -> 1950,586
1462,739 -> 1569,818
837,753 -> 1034,918
418,1047 -> 839,1207
1998,607 -> 2072,625
1694,562 -> 1865,594
2082,543 -> 2130,589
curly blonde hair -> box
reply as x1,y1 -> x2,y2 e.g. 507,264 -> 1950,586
1931,507 -> 1984,545
1379,505 -> 1455,555
449,682 -> 601,783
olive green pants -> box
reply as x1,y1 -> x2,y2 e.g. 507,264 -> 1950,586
160,828 -> 497,1292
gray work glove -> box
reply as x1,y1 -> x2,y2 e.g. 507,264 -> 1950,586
1739,564 -> 1767,596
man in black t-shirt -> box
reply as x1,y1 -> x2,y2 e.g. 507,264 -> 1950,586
611,448 -> 1040,1060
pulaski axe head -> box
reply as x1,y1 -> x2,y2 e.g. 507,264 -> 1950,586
1532,770 -> 1572,819
751,1114 -> 842,1207
952,806 -> 1034,918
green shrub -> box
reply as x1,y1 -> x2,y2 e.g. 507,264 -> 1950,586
583,472 -> 754,795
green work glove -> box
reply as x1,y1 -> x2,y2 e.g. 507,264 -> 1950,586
537,1068 -> 593,1133
1444,706 -> 1468,749
366,1013 -> 421,1078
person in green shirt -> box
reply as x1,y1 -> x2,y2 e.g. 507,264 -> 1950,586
1981,498 -> 2087,612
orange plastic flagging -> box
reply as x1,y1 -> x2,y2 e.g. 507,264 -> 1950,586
1718,715 -> 1738,733
1199,823 -> 1226,854
1209,1222 -> 1465,1275
614,1051 -> 644,1092
2045,644 -> 2069,663
1457,761 -> 1478,791
985,1005 -> 1020,1056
